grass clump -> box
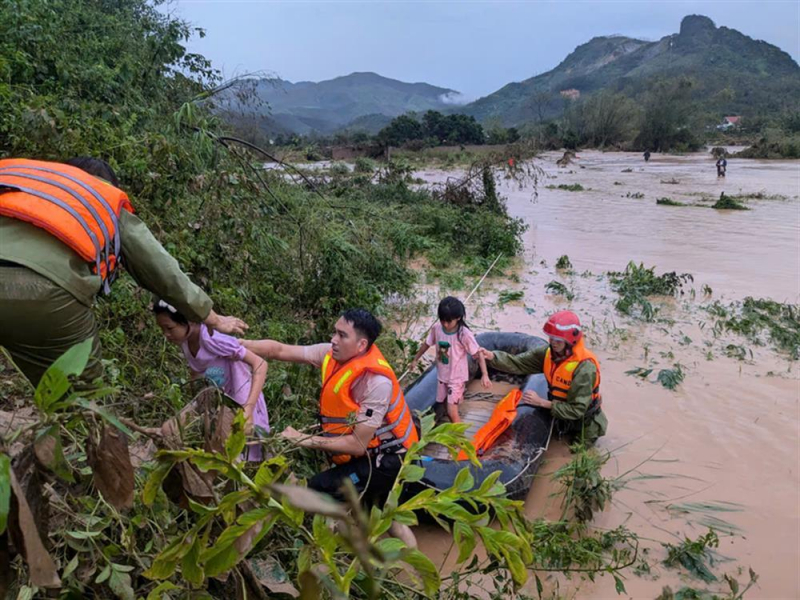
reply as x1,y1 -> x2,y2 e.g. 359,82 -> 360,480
545,281 -> 575,301
497,289 -> 524,306
707,298 -> 800,359
554,447 -> 615,523
353,156 -> 377,173
607,262 -> 693,321
555,254 -> 573,270
712,193 -> 749,210
625,364 -> 685,389
546,183 -> 585,192
656,364 -> 685,390
657,197 -> 686,206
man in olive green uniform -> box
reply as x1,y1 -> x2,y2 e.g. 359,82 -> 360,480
479,311 -> 607,446
0,157 -> 246,386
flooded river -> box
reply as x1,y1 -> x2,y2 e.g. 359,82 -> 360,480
411,150 -> 800,598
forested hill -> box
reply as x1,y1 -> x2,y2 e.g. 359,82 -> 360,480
219,72 -> 461,135
461,15 -> 800,125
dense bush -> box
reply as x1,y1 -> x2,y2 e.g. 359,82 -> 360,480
0,0 -> 523,427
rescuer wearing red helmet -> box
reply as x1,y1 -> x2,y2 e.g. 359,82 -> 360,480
479,310 -> 607,446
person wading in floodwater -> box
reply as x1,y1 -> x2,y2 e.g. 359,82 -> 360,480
244,309 -> 419,547
479,310 -> 607,447
0,158 -> 247,387
643,150 -> 651,162
716,156 -> 728,178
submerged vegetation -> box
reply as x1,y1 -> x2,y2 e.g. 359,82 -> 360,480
706,298 -> 800,359
607,262 -> 693,321
712,193 -> 749,210
546,183 -> 586,192
545,281 -> 576,301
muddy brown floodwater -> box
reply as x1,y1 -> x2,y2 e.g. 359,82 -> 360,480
408,150 -> 800,599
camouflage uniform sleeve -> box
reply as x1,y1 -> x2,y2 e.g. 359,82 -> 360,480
489,346 -> 547,375
551,360 -> 596,421
119,210 -> 212,323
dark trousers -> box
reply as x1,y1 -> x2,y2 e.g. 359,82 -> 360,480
0,265 -> 103,386
308,453 -> 403,507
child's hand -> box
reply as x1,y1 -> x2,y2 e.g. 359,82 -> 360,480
481,375 -> 492,389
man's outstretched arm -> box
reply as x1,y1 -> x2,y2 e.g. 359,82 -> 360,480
242,339 -> 316,365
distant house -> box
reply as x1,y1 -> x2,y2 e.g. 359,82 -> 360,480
560,88 -> 581,101
717,116 -> 742,130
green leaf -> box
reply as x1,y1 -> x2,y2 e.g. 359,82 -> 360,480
397,488 -> 436,512
225,412 -> 247,461
453,467 -> 475,492
476,470 -> 503,496
95,565 -> 111,584
146,582 -> 179,600
34,339 -> 92,414
0,454 -> 10,535
74,399 -> 133,437
502,547 -> 527,587
16,586 -> 34,600
453,521 -> 476,564
181,534 -> 204,587
403,549 -> 440,597
400,464 -> 425,483
312,515 -> 337,557
62,555 -> 79,579
143,460 -> 174,507
108,567 -> 135,600
614,575 -> 627,595
376,537 -> 407,558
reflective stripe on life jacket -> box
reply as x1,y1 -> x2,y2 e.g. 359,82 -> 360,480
0,159 -> 134,293
319,344 -> 418,465
543,338 -> 602,414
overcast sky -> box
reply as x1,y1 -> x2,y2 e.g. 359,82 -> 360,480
170,1 -> 800,100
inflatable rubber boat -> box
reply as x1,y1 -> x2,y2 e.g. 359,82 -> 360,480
403,331 -> 552,500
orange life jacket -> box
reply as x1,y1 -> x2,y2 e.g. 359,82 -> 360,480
0,158 -> 134,293
543,338 -> 602,414
319,344 -> 418,465
457,388 -> 521,460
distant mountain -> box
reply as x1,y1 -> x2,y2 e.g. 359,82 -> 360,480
462,15 -> 800,125
220,72 -> 460,135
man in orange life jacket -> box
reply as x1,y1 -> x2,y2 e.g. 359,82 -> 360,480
0,157 -> 247,386
245,309 -> 418,500
479,311 -> 607,447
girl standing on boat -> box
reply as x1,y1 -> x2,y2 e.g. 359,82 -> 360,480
153,299 -> 269,461
409,296 -> 491,423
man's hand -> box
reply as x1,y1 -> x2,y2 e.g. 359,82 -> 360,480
478,348 -> 495,362
204,310 -> 249,336
280,426 -> 304,444
522,390 -> 551,408
408,359 -> 419,373
481,374 -> 492,389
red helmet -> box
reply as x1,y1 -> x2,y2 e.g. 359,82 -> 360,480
543,310 -> 582,344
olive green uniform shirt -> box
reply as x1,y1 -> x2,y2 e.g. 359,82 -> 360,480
489,346 -> 607,445
0,211 -> 212,321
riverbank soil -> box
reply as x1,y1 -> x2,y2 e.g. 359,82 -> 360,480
413,150 -> 800,598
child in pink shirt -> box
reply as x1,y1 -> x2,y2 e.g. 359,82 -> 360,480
409,297 -> 490,423
153,300 -> 269,461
